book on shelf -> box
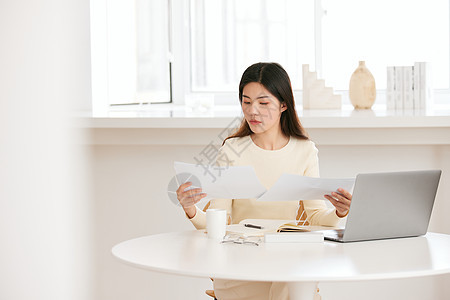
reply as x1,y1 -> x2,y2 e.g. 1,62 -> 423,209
386,66 -> 396,110
387,62 -> 432,111
403,66 -> 414,110
394,66 -> 404,111
413,62 -> 421,110
416,62 -> 433,110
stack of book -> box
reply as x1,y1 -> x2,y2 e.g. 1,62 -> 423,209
386,62 -> 432,111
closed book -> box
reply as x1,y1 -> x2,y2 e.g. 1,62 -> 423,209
403,66 -> 414,110
386,66 -> 395,110
264,232 -> 324,243
394,66 -> 404,111
413,62 -> 421,110
420,62 -> 433,110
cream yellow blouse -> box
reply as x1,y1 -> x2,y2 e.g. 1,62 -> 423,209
189,135 -> 342,229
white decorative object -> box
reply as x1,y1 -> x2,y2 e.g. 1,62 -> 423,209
349,61 -> 376,109
302,64 -> 342,109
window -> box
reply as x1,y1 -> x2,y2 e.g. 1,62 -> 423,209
190,0 -> 315,91
321,0 -> 449,90
135,0 -> 172,103
90,0 -> 449,108
91,0 -> 171,107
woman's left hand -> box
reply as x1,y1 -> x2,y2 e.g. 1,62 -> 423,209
324,188 -> 352,218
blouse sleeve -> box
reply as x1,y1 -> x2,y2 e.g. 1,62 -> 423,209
302,141 -> 342,226
303,142 -> 320,178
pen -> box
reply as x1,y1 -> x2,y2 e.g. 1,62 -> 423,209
244,223 -> 264,230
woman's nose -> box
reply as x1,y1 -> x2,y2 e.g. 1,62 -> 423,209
246,103 -> 259,115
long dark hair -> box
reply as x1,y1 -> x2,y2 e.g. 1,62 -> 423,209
223,62 -> 309,145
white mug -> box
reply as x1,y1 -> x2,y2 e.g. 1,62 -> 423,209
206,209 -> 227,240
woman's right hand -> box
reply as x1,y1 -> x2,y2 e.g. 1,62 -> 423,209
176,182 -> 207,218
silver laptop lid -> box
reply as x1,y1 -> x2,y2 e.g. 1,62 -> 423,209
342,170 -> 441,242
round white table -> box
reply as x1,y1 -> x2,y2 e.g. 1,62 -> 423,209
112,231 -> 450,299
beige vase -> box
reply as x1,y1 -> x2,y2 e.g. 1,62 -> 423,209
349,61 -> 376,109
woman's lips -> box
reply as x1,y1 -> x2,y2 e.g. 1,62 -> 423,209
249,120 -> 261,125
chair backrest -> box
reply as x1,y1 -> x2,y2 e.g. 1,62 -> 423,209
296,200 -> 310,226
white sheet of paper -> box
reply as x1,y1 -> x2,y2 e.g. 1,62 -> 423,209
173,162 -> 267,201
257,174 -> 355,201
174,161 -> 355,204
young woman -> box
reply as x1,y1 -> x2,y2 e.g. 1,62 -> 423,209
176,62 -> 352,300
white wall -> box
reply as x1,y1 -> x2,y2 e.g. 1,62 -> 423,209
0,1 -> 93,299
88,129 -> 450,300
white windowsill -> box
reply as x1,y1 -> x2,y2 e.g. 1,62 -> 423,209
79,103 -> 450,129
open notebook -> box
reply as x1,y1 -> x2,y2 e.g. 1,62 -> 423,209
226,219 -> 311,237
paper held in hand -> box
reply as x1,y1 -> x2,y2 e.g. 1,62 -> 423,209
173,161 -> 266,200
257,174 -> 355,201
174,161 -> 355,202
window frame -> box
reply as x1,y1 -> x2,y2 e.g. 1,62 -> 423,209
90,0 -> 450,111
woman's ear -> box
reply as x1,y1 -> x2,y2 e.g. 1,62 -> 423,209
281,102 -> 287,112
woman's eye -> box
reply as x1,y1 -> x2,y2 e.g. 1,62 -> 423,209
260,102 -> 269,105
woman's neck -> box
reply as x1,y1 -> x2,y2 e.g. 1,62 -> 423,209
251,130 -> 289,150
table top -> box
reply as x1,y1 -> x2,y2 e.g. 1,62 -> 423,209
112,230 -> 450,282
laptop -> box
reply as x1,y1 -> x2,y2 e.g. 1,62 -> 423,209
322,170 -> 441,243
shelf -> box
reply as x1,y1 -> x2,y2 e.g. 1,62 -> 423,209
79,104 -> 450,129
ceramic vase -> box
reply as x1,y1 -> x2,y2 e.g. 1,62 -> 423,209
349,61 -> 376,109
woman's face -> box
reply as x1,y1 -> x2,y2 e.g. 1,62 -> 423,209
241,82 -> 286,135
